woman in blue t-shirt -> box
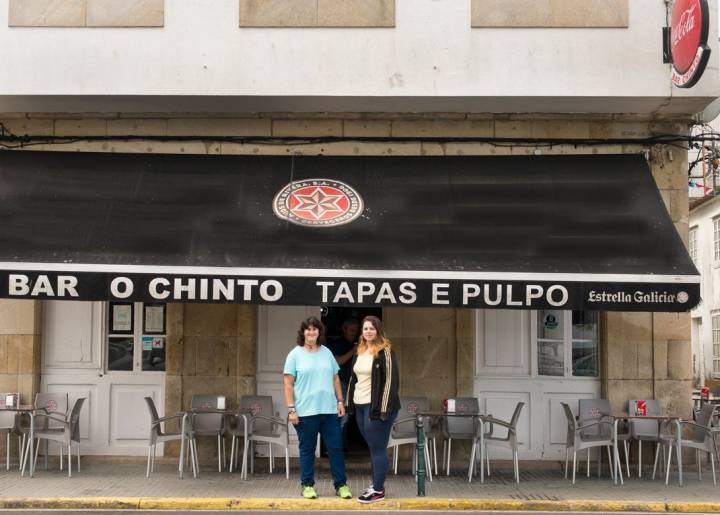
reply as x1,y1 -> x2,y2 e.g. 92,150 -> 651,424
283,316 -> 352,500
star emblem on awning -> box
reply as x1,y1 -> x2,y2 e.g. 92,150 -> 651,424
291,187 -> 345,220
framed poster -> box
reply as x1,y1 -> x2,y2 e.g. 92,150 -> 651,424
142,336 -> 165,350
143,303 -> 166,334
109,302 -> 133,334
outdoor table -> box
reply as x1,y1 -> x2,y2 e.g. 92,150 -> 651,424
611,414 -> 683,486
177,408 -> 249,480
0,404 -> 41,478
691,395 -> 720,412
415,411 -> 485,496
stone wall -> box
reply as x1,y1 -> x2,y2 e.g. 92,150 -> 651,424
163,303 -> 257,459
384,308 -> 457,409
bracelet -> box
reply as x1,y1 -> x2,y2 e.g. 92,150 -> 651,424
288,408 -> 297,414
337,400 -> 344,404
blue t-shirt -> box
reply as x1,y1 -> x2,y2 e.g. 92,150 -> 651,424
283,345 -> 340,417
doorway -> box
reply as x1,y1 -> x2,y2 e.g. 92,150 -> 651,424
322,306 -> 381,456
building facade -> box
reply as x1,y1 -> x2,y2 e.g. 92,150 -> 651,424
0,0 -> 717,463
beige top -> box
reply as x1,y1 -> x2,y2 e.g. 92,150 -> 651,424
353,352 -> 374,405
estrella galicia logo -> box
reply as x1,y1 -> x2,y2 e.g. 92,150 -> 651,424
273,178 -> 364,227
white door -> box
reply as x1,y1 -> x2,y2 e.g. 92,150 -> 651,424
41,301 -> 165,455
474,309 -> 601,460
257,305 -> 320,455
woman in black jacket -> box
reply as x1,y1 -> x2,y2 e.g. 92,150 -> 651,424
346,315 -> 400,503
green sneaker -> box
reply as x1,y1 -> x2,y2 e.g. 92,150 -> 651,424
302,485 -> 318,499
336,484 -> 352,499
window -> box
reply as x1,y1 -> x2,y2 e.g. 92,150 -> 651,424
107,302 -> 166,372
537,310 -> 565,376
714,218 -> 720,261
689,226 -> 698,266
537,310 -> 598,377
713,311 -> 720,374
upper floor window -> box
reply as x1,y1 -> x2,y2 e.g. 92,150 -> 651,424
689,226 -> 698,266
107,302 -> 166,372
714,218 -> 720,261
536,310 -> 598,378
713,311 -> 720,375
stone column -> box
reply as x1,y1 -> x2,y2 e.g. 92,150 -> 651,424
603,144 -> 693,419
0,300 -> 42,459
163,303 -> 184,455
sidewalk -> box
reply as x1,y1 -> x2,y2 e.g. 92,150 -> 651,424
1,458 -> 719,512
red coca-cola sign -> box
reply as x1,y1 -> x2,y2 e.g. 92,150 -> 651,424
670,0 -> 711,88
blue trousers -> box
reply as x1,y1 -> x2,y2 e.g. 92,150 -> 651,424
295,414 -> 347,489
354,404 -> 397,491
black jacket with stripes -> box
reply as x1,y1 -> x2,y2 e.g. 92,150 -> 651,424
346,347 -> 400,421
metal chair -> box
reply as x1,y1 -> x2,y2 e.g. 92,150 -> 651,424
628,399 -> 662,477
190,394 -> 226,472
561,402 -> 617,484
144,396 -> 197,477
653,402 -> 718,485
387,396 -> 435,480
0,393 -> 21,470
226,397 -> 255,476
579,399 -> 630,478
20,392 -> 68,474
23,398 -> 85,477
471,402 -> 525,483
441,397 -> 480,475
244,395 -> 290,479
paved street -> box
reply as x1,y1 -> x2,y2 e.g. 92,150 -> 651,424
0,458 -> 718,507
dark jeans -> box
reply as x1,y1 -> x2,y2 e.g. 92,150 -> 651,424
354,404 -> 397,491
295,413 -> 347,489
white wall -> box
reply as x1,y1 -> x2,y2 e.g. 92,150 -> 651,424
0,0 -> 717,113
690,196 -> 720,383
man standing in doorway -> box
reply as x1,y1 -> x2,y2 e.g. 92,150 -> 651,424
327,318 -> 360,449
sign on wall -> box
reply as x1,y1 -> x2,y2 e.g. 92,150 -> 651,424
669,0 -> 711,88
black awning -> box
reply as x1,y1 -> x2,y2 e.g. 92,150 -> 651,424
0,151 -> 699,311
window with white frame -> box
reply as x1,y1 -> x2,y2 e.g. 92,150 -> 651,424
689,226 -> 698,266
537,310 -> 598,377
713,311 -> 720,374
714,218 -> 720,261
107,302 -> 166,372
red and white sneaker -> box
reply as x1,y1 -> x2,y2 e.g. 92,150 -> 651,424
357,487 -> 385,503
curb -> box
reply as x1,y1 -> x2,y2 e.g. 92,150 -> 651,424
0,497 -> 717,512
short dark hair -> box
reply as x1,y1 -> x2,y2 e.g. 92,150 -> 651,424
296,316 -> 326,346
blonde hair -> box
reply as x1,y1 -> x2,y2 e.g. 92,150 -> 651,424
357,315 -> 392,356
